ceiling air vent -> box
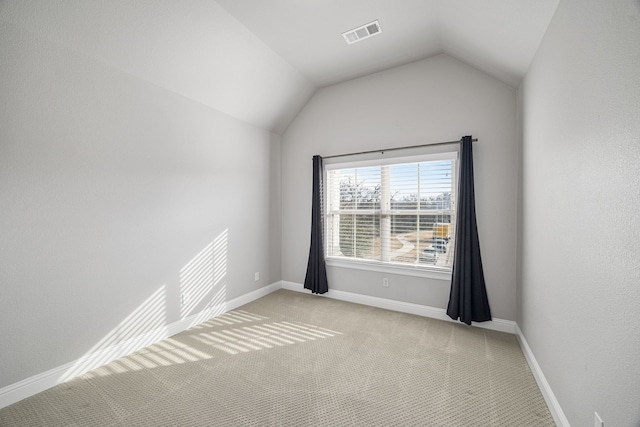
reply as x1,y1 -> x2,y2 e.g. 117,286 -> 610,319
342,20 -> 382,45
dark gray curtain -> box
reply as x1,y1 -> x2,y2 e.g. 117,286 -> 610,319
304,155 -> 329,294
447,136 -> 491,325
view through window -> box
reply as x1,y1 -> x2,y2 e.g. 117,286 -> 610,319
326,153 -> 457,270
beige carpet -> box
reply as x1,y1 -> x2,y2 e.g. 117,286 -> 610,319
0,289 -> 555,426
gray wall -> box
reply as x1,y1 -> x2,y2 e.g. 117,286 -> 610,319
281,55 -> 518,321
0,17 -> 281,387
519,0 -> 640,425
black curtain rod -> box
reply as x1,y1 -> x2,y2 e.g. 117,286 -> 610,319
323,138 -> 478,160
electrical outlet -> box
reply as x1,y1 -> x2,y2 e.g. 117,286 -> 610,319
594,412 -> 604,427
255,272 -> 260,281
382,278 -> 389,287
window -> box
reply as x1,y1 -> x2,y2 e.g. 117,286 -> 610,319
325,152 -> 457,273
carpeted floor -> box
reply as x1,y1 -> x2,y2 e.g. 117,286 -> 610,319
0,289 -> 555,426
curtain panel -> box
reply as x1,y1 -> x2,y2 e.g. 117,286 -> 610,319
304,155 -> 329,294
447,136 -> 491,325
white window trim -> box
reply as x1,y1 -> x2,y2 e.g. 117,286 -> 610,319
325,257 -> 452,281
324,149 -> 458,280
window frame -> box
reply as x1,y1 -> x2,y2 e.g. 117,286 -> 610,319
324,150 -> 459,281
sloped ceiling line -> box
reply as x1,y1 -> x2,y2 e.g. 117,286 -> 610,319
1,0 -> 559,133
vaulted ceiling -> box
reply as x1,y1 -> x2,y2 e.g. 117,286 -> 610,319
216,0 -> 559,88
0,0 -> 559,133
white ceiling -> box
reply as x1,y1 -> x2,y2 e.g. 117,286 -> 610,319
215,0 -> 560,88
1,0 -> 559,133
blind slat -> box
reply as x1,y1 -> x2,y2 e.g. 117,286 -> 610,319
326,156 -> 457,269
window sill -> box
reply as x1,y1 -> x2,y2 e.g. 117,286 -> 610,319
325,257 -> 452,281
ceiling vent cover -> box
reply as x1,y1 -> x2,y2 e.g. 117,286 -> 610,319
342,20 -> 382,45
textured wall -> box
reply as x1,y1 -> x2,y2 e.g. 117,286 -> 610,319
519,0 -> 640,425
0,15 -> 281,387
281,55 -> 518,321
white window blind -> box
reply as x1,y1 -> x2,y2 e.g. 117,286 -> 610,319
326,153 -> 457,270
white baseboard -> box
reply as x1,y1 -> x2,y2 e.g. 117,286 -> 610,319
515,324 -> 570,427
0,282 -> 282,410
281,281 -> 516,334
227,281 -> 282,311
167,281 -> 282,335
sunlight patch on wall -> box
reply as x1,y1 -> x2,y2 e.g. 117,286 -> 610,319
191,320 -> 342,355
54,230 -> 232,384
60,285 -> 167,382
180,230 -> 228,319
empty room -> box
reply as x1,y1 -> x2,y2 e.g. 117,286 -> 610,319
1,1 -> 638,426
